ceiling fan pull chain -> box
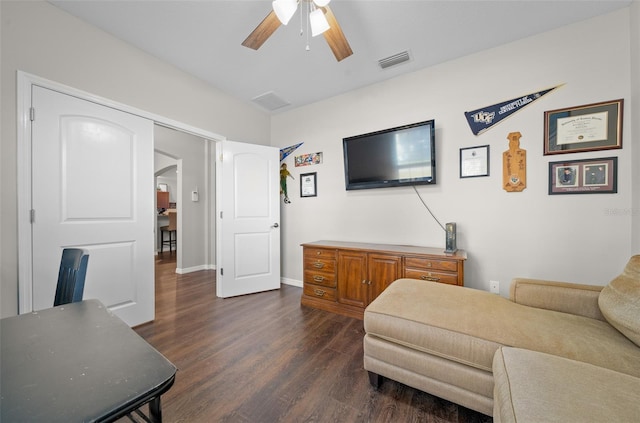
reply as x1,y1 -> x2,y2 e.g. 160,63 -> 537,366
299,0 -> 304,36
305,1 -> 311,51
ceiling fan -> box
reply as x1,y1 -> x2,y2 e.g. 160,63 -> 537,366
242,0 -> 353,62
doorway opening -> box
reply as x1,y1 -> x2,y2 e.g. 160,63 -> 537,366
154,124 -> 215,276
155,162 -> 178,266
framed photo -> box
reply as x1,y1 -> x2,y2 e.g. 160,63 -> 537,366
460,145 -> 490,178
300,172 -> 317,197
544,99 -> 623,155
548,157 -> 617,195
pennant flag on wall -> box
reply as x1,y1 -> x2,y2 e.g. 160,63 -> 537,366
280,142 -> 303,162
464,85 -> 563,135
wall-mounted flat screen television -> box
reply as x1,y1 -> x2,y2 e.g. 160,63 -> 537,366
343,119 -> 436,190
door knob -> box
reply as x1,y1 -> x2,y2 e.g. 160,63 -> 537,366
271,223 -> 279,228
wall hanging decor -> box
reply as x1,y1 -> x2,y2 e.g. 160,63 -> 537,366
295,152 -> 323,167
502,132 -> 526,192
543,99 -> 623,155
460,145 -> 490,178
464,84 -> 563,135
548,157 -> 617,195
300,172 -> 317,197
279,142 -> 303,161
280,163 -> 294,203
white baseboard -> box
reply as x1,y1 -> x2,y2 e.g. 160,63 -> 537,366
281,277 -> 302,288
176,264 -> 216,274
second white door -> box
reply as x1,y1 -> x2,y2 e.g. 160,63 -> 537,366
217,140 -> 281,297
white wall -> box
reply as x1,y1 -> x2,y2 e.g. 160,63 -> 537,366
0,1 -> 269,317
274,9 -> 635,295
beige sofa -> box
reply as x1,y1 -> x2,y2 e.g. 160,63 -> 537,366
363,256 -> 640,417
493,347 -> 640,422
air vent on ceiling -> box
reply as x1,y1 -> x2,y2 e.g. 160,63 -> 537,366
378,50 -> 412,69
252,91 -> 291,111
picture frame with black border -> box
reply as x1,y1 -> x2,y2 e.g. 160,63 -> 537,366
548,157 -> 617,195
460,145 -> 490,178
544,99 -> 623,155
300,172 -> 317,197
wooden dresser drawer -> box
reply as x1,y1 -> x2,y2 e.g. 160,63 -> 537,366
303,270 -> 336,287
404,268 -> 460,285
304,248 -> 337,260
303,257 -> 336,274
405,256 -> 458,272
303,284 -> 337,302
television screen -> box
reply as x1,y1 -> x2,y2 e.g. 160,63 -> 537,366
343,120 -> 436,190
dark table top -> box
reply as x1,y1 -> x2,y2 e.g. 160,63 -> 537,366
1,299 -> 176,422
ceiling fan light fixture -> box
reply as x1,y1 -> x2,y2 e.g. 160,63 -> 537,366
309,8 -> 330,37
313,0 -> 331,6
272,0 -> 297,25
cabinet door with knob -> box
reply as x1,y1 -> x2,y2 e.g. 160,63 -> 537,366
336,250 -> 368,308
337,251 -> 402,309
367,253 -> 403,302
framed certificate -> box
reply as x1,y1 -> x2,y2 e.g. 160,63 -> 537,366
300,172 -> 317,197
544,99 -> 623,155
460,145 -> 490,178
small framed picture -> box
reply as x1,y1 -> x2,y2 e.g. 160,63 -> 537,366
544,99 -> 623,155
548,157 -> 617,195
300,172 -> 317,197
460,145 -> 490,178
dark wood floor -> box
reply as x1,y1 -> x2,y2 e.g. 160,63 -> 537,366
132,253 -> 492,422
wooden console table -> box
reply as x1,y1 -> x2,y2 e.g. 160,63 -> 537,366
301,240 -> 467,319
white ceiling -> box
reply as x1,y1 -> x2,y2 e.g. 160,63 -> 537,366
50,0 -> 631,113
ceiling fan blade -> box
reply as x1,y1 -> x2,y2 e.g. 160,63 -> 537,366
242,10 -> 282,50
321,5 -> 353,62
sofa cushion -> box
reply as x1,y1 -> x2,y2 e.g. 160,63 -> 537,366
364,279 -> 640,378
493,347 -> 640,423
599,255 -> 640,347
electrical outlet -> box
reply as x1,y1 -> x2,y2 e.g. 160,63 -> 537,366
490,280 -> 500,294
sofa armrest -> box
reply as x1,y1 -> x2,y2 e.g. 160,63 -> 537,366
510,278 -> 605,321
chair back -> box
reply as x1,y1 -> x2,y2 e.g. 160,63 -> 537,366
54,248 -> 90,306
167,211 -> 177,231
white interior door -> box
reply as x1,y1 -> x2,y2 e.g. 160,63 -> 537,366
31,86 -> 155,326
217,140 -> 280,297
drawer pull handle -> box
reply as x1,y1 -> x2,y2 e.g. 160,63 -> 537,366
314,288 -> 326,297
313,262 -> 325,269
317,251 -> 321,255
421,275 -> 440,282
313,275 -> 325,282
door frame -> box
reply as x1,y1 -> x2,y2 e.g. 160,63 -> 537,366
17,71 -> 224,314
